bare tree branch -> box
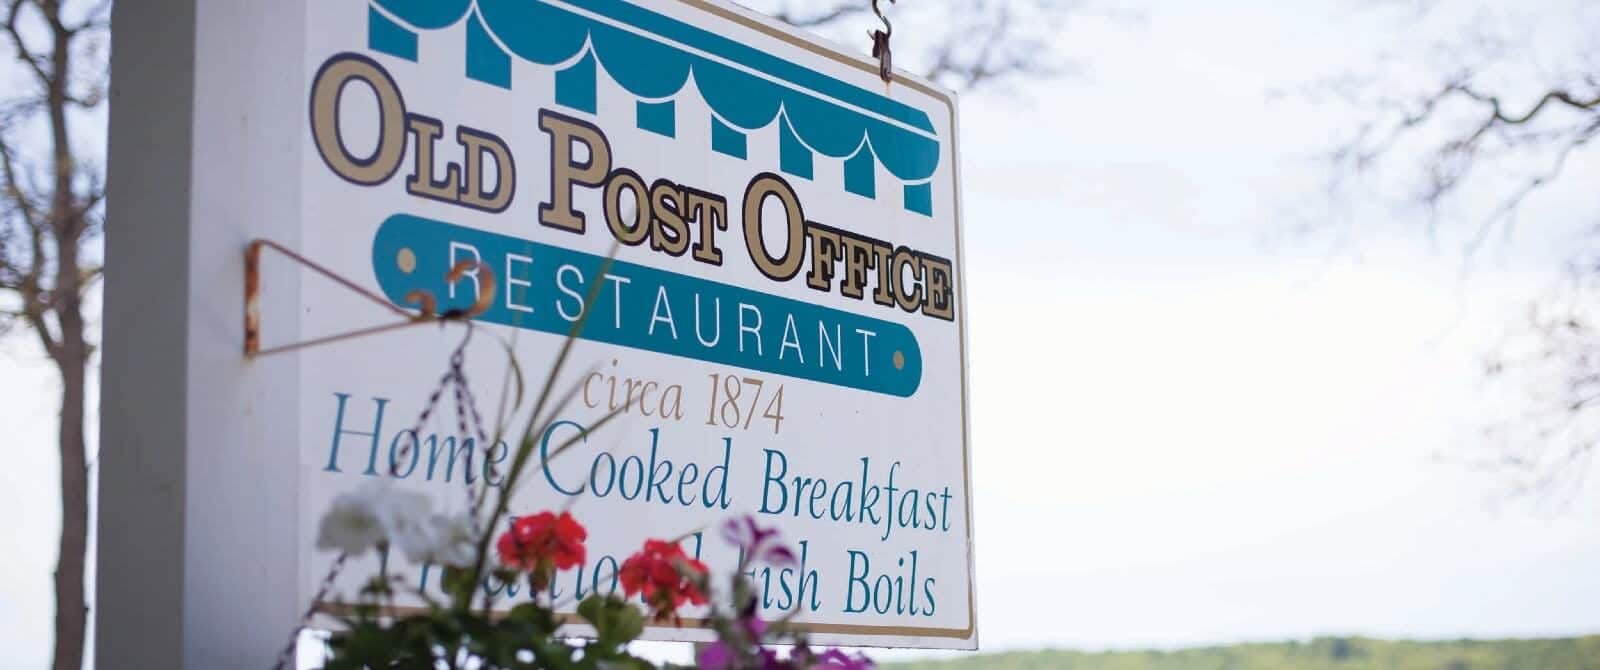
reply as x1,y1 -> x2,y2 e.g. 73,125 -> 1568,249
1451,86 -> 1600,126
4,0 -> 48,85
1328,67 -> 1600,249
0,127 -> 40,232
1462,116 -> 1600,258
0,1 -> 101,666
769,0 -> 867,28
66,0 -> 109,33
1317,5 -> 1600,501
758,0 -> 1093,90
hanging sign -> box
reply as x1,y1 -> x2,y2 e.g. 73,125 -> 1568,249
299,0 -> 973,649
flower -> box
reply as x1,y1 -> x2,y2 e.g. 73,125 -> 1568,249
315,480 -> 430,556
399,512 -> 477,568
373,486 -> 434,559
696,642 -> 786,670
697,618 -> 780,670
696,641 -> 733,669
721,515 -> 795,567
496,511 -> 587,588
619,539 -> 709,623
315,484 -> 388,556
315,480 -> 475,567
810,649 -> 874,669
703,640 -> 869,670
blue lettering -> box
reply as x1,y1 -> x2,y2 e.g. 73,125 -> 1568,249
619,455 -> 645,500
387,429 -> 419,478
589,452 -> 617,497
760,449 -> 789,514
483,439 -> 509,486
677,462 -> 700,506
858,457 -> 881,527
324,392 -> 388,475
540,420 -> 586,495
645,427 -> 674,503
703,437 -> 732,509
844,550 -> 871,613
424,435 -> 476,483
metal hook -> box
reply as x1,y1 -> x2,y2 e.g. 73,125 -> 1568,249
869,0 -> 895,84
401,260 -> 496,322
440,259 -> 497,319
871,0 -> 893,38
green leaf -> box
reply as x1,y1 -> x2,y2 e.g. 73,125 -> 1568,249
442,565 -> 475,606
578,594 -> 645,650
506,602 -> 558,635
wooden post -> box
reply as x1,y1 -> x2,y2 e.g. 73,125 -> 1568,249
99,0 -> 306,666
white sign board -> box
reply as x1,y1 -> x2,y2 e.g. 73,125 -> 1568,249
291,0 -> 972,649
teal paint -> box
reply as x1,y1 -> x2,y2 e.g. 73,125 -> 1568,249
367,7 -> 417,61
711,118 -> 747,159
465,11 -> 511,88
779,118 -> 813,180
903,183 -> 933,217
372,0 -> 470,29
368,0 -> 946,214
844,148 -> 875,199
555,51 -> 597,114
637,100 -> 676,137
372,214 -> 923,397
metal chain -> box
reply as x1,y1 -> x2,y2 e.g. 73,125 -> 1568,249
271,552 -> 348,670
271,325 -> 499,669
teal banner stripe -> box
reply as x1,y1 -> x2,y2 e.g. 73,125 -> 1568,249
370,0 -> 942,215
371,214 -> 923,397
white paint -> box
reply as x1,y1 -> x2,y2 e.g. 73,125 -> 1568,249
99,0 -> 306,666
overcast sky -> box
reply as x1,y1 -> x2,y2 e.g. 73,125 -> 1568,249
5,1 -> 1600,667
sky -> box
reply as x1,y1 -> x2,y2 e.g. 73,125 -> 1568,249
5,0 -> 1600,667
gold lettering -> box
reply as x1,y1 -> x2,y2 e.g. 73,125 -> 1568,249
405,116 -> 461,202
538,110 -> 612,234
604,169 -> 650,245
805,225 -> 842,292
741,173 -> 805,281
686,190 -> 728,265
650,181 -> 691,256
919,254 -> 956,320
457,127 -> 515,212
309,54 -> 407,185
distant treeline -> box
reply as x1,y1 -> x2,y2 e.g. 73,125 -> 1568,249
885,636 -> 1600,669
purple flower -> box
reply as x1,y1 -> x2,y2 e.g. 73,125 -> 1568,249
698,641 -> 733,670
722,515 -> 796,567
811,649 -> 874,670
742,613 -> 768,639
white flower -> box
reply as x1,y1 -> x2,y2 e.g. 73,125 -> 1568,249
315,481 -> 389,555
315,480 -> 479,566
416,512 -> 478,568
374,486 -> 434,558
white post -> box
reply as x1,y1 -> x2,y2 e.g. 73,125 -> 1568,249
99,0 -> 307,666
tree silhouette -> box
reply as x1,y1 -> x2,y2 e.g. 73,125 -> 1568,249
1325,1 -> 1600,501
1,1 -> 108,668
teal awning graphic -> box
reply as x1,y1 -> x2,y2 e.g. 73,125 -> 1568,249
372,214 -> 924,397
368,0 -> 941,216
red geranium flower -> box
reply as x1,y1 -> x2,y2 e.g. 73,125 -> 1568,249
619,538 -> 709,624
496,511 -> 587,589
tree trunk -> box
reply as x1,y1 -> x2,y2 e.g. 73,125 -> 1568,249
45,4 -> 88,667
52,341 -> 87,670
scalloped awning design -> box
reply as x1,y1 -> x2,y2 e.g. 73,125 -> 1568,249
368,0 -> 941,215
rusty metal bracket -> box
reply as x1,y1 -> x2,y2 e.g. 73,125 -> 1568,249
869,0 -> 894,84
244,238 -> 496,357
